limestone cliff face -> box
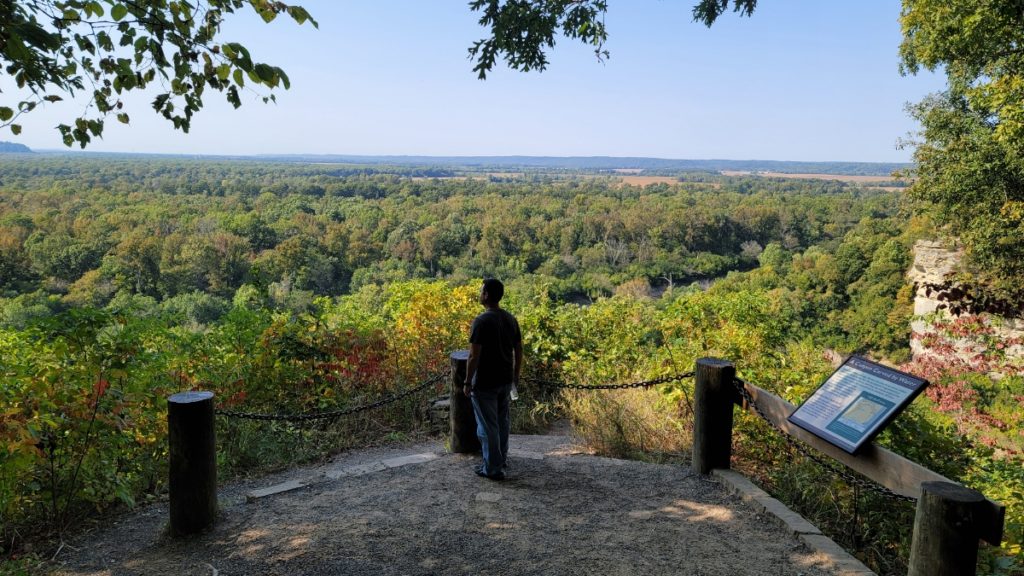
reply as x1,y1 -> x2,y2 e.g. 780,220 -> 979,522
908,240 -> 1024,364
908,240 -> 962,318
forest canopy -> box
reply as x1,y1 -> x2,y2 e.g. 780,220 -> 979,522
0,156 -> 913,356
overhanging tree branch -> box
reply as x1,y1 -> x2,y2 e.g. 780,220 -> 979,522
0,0 -> 317,147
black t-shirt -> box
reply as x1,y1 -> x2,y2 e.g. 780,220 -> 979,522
469,308 -> 522,389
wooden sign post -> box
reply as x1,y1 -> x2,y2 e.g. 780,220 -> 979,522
692,358 -> 736,475
449,350 -> 481,453
168,391 -> 217,535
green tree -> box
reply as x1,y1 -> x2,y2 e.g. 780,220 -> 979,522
24,231 -> 102,282
64,268 -> 116,306
757,242 -> 789,270
102,231 -> 162,296
184,232 -> 251,296
0,230 -> 37,294
1,0 -> 316,147
841,239 -> 913,357
900,0 -> 1024,301
161,290 -> 230,326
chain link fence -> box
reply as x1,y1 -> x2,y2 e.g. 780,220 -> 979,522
213,365 -> 911,505
732,376 -> 915,503
213,369 -> 697,426
213,364 -> 914,503
215,372 -> 446,423
524,371 -> 695,391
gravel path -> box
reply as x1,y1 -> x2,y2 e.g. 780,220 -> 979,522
52,434 -> 845,576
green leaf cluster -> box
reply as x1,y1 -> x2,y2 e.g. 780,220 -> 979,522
0,0 -> 316,147
467,0 -> 758,79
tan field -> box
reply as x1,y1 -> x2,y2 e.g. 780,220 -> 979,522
721,170 -> 904,184
409,173 -> 682,186
616,175 -> 681,186
406,171 -> 902,190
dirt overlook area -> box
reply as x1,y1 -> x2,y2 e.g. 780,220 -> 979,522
51,433 -> 863,576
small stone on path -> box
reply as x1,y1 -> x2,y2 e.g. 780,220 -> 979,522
381,453 -> 439,468
245,479 -> 308,502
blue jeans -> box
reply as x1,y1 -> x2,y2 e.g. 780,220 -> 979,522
470,383 -> 511,476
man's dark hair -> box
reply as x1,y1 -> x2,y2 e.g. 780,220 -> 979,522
482,278 -> 504,303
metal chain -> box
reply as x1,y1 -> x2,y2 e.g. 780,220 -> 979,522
215,372 -> 446,423
732,376 -> 916,503
525,371 -> 695,391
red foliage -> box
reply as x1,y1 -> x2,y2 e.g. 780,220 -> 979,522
305,330 -> 397,394
224,390 -> 247,407
924,379 -> 978,412
970,408 -> 1007,431
905,312 -> 1023,453
943,315 -> 994,338
89,377 -> 111,410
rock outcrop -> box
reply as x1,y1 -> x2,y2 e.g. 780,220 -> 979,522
908,240 -> 962,318
909,240 -> 1024,365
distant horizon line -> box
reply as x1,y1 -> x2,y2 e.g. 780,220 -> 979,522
17,149 -> 912,167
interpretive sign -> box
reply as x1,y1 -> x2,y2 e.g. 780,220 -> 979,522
788,356 -> 928,455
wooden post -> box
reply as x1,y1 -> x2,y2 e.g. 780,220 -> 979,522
168,391 -> 217,535
908,481 -> 989,576
692,358 -> 736,475
449,350 -> 480,453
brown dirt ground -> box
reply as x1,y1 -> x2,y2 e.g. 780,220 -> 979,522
49,434 -> 845,576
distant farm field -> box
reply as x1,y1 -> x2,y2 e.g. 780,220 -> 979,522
721,170 -> 903,184
616,175 -> 681,186
409,173 -> 683,186
409,171 -> 903,188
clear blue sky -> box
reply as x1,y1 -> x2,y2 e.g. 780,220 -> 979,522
6,1 -> 946,162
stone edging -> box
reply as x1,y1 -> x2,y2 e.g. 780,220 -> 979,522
243,448 -> 548,502
712,469 -> 876,576
245,452 -> 444,502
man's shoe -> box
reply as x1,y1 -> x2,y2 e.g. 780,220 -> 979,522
473,466 -> 505,481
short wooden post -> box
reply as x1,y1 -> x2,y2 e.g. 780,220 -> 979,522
168,391 -> 217,535
908,481 -> 988,576
692,358 -> 736,475
449,350 -> 480,453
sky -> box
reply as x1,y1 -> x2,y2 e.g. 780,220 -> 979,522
3,1 -> 947,162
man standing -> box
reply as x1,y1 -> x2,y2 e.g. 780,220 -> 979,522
463,278 -> 523,480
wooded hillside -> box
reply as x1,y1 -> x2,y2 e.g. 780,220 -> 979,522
0,157 -> 1020,574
